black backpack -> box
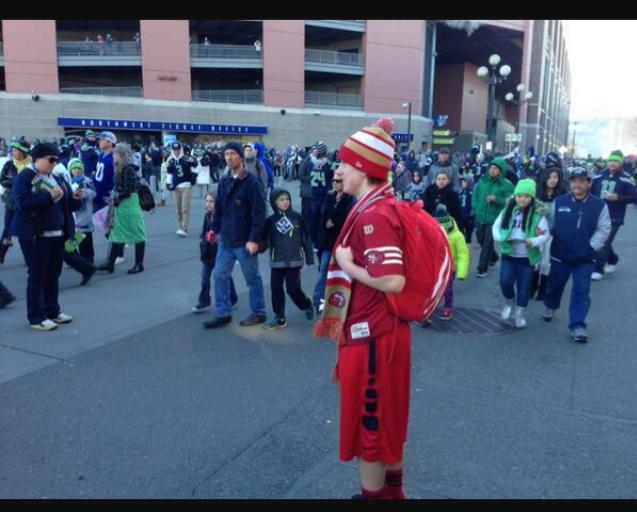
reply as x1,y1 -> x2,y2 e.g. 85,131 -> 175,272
138,180 -> 155,212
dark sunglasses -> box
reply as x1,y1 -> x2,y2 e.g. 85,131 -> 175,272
333,179 -> 343,183
47,157 -> 59,164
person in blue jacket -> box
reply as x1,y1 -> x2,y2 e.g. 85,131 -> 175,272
10,143 -> 83,331
542,167 -> 611,343
590,149 -> 636,280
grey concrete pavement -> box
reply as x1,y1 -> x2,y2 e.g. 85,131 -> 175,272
1,183 -> 637,498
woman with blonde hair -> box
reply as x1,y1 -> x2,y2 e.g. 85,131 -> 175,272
97,143 -> 147,274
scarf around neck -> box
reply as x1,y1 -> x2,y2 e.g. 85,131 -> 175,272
13,156 -> 32,172
313,182 -> 394,345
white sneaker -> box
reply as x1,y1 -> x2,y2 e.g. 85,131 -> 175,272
604,264 -> 616,274
115,257 -> 125,265
30,319 -> 58,331
500,301 -> 514,320
51,313 -> 73,324
514,307 -> 527,329
176,229 -> 187,237
591,272 -> 603,281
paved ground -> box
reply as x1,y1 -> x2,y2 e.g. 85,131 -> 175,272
1,180 -> 636,498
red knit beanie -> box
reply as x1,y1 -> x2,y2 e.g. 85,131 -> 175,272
338,117 -> 396,180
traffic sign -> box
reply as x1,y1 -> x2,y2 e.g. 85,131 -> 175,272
433,138 -> 455,145
505,133 -> 522,142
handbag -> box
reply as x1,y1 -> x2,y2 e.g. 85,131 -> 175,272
138,180 -> 156,212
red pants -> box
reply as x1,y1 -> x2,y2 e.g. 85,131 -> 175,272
338,322 -> 411,465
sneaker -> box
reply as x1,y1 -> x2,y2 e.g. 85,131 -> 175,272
542,307 -> 555,322
476,271 -> 487,278
239,313 -> 267,327
192,303 -> 211,313
416,318 -> 432,328
514,306 -> 527,329
262,317 -> 287,331
203,315 -> 232,329
604,264 -> 616,274
51,313 -> 73,324
115,257 -> 125,265
441,307 -> 452,320
591,272 -> 603,281
304,307 -> 315,321
30,319 -> 58,331
176,229 -> 187,238
501,302 -> 514,321
570,327 -> 588,343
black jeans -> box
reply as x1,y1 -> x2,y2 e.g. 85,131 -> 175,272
19,236 -> 65,324
594,223 -> 620,272
461,215 -> 475,244
270,267 -> 312,319
78,232 -> 95,263
475,223 -> 496,273
1,207 -> 15,241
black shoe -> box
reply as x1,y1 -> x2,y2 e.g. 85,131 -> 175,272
80,267 -> 96,286
0,243 -> 10,264
96,262 -> 114,274
239,313 -> 267,326
127,264 -> 144,275
203,315 -> 232,329
0,283 -> 16,309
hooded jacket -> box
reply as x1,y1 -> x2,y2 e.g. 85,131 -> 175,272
244,144 -> 269,191
471,171 -> 514,225
260,188 -> 314,268
166,148 -> 197,189
253,142 -> 274,189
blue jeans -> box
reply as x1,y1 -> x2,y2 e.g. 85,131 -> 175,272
544,259 -> 594,330
499,255 -> 533,308
213,240 -> 265,317
199,263 -> 237,307
313,249 -> 331,308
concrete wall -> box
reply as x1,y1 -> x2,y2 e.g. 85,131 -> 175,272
363,20 -> 425,114
2,20 -> 59,94
262,20 -> 304,108
0,92 -> 431,151
140,20 -> 191,101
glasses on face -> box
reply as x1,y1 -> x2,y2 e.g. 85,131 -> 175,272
47,157 -> 59,164
333,179 -> 343,183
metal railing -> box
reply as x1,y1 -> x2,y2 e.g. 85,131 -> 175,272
192,89 -> 263,104
190,44 -> 262,60
57,41 -> 141,57
305,90 -> 363,108
60,86 -> 143,97
305,48 -> 364,67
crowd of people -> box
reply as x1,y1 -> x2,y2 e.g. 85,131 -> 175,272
0,124 -> 635,499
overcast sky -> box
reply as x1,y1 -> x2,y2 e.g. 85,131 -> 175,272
564,20 -> 637,121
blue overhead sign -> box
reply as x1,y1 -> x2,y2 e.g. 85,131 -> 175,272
392,133 -> 414,142
57,117 -> 268,135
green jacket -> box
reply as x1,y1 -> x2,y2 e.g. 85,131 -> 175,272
471,173 -> 514,225
446,219 -> 470,280
492,200 -> 549,266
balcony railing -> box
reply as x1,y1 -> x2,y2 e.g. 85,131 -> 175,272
190,44 -> 262,60
60,86 -> 143,97
58,41 -> 141,57
305,90 -> 363,109
305,48 -> 364,68
305,20 -> 366,32
192,89 -> 263,104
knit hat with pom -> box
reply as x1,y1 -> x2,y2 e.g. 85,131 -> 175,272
338,117 -> 396,180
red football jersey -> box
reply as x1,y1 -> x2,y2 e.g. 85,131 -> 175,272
344,200 -> 404,344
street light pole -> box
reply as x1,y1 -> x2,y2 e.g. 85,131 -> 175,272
403,101 -> 412,151
477,54 -> 511,152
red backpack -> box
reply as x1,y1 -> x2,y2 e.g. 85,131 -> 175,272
385,199 -> 454,322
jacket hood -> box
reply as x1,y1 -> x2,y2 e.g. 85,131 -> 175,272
254,142 -> 266,159
270,187 -> 292,212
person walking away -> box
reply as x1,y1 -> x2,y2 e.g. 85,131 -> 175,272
96,143 -> 147,275
308,142 -> 333,245
492,179 -> 549,328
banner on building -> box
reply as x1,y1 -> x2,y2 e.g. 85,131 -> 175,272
57,117 -> 268,135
